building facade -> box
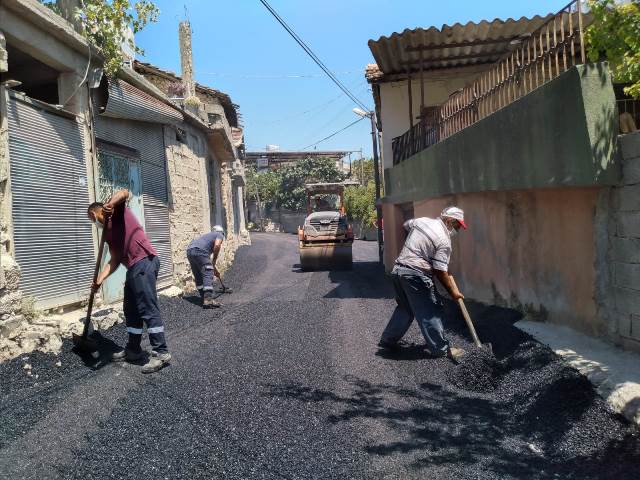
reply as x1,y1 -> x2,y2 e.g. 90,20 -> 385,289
0,0 -> 248,359
368,3 -> 640,351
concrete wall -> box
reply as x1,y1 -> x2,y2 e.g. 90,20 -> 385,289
378,65 -> 490,169
384,64 -> 619,205
409,188 -> 605,337
379,63 -> 640,347
605,132 -> 640,350
0,1 -> 104,359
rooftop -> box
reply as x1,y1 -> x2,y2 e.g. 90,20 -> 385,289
133,60 -> 241,127
367,14 -> 557,82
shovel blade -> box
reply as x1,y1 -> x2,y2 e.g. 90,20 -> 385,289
72,333 -> 99,353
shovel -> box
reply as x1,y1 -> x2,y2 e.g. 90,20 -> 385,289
215,270 -> 233,294
72,218 -> 109,352
450,275 -> 492,353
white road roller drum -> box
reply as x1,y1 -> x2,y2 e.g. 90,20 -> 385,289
298,182 -> 356,271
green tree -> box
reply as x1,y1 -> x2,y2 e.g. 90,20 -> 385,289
586,0 -> 640,98
343,183 -> 377,232
349,158 -> 375,186
276,157 -> 346,211
245,166 -> 281,231
41,0 -> 160,76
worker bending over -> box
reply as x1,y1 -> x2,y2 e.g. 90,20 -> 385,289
187,226 -> 225,308
379,206 -> 467,362
87,189 -> 171,373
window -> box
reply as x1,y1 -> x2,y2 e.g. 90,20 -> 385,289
175,127 -> 187,143
0,43 -> 60,104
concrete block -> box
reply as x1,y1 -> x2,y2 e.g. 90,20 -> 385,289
631,315 -> 640,341
615,263 -> 640,290
614,184 -> 640,211
614,287 -> 640,315
619,312 -> 633,337
616,211 -> 640,238
0,253 -> 21,290
0,314 -> 23,337
0,291 -> 22,316
611,237 -> 640,263
622,157 -> 640,185
619,132 -> 640,161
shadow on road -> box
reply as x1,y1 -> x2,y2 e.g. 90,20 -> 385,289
375,344 -> 434,361
324,262 -> 394,300
261,373 -> 640,479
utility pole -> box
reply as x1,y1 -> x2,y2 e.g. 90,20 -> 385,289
353,108 -> 383,264
369,115 -> 383,263
359,149 -> 364,186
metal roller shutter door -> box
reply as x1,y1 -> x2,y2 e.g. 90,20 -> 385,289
94,117 -> 173,284
7,96 -> 94,308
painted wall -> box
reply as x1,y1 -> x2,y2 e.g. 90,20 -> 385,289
378,65 -> 490,169
384,64 -> 619,205
408,188 -> 604,337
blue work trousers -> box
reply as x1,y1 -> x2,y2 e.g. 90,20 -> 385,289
187,248 -> 215,298
380,265 -> 449,356
123,255 -> 168,354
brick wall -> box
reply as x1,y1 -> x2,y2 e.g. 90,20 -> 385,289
609,132 -> 640,348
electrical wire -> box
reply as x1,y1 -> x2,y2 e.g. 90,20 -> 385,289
265,80 -> 366,126
199,71 -> 361,79
60,0 -> 92,108
258,0 -> 370,112
297,83 -> 369,143
300,117 -> 365,150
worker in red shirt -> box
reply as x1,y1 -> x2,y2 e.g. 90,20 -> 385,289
87,189 -> 171,373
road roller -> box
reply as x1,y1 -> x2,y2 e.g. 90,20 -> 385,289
298,182 -> 356,271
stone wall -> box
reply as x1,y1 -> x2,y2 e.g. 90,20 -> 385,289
606,132 -> 640,350
217,161 -> 250,273
164,124 -> 212,288
0,79 -> 27,351
164,124 -> 249,292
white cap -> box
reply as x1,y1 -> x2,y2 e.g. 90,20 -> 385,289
440,206 -> 467,229
213,225 -> 225,234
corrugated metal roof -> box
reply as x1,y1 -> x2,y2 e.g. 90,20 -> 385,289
368,15 -> 555,78
103,79 -> 184,125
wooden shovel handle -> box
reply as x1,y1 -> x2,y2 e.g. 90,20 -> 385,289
449,275 -> 483,348
81,220 -> 109,338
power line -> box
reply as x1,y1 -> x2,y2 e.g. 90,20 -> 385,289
199,71 -> 361,79
258,0 -> 370,112
267,80 -> 366,127
300,83 -> 370,140
301,117 -> 365,150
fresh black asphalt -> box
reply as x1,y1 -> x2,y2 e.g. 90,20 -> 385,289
1,232 -> 639,479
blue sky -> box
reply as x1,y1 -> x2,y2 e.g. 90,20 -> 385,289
135,0 -> 563,158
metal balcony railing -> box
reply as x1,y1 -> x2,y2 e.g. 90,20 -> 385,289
618,98 -> 640,133
392,0 -> 589,165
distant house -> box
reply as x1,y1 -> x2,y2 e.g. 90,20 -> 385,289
367,2 -> 640,351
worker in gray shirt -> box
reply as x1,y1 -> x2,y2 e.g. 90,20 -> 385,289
379,206 -> 467,362
187,225 -> 225,308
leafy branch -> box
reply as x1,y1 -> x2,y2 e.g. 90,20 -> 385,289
586,0 -> 640,99
40,0 -> 160,76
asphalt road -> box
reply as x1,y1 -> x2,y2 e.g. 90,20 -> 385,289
1,233 -> 639,480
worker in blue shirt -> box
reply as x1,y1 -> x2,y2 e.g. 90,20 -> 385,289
186,225 -> 225,308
